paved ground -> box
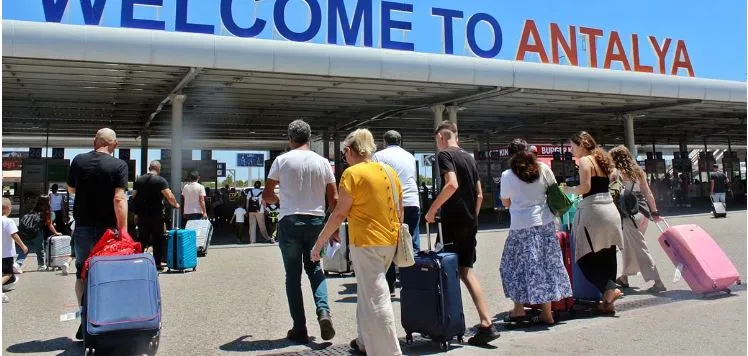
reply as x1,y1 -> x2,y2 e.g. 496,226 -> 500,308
2,211 -> 746,356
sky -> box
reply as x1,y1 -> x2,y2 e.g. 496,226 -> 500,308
2,0 -> 746,181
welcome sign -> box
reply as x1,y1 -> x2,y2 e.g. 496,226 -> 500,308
4,0 -> 695,76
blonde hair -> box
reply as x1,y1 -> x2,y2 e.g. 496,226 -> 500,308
2,198 -> 10,207
609,145 -> 645,182
343,129 -> 377,159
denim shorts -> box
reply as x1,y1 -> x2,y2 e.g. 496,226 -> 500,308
73,226 -> 109,279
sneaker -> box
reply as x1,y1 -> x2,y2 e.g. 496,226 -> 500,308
61,263 -> 69,276
2,293 -> 8,303
2,275 -> 18,292
12,263 -> 22,274
317,310 -> 336,341
38,265 -> 48,272
286,328 -> 309,344
467,324 -> 500,346
75,324 -> 83,340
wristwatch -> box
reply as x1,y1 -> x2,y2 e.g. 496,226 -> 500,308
651,211 -> 660,217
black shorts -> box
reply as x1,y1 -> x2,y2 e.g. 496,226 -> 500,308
440,221 -> 478,268
2,257 -> 14,275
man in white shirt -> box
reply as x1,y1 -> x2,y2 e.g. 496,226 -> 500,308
49,184 -> 69,235
3,198 -> 28,303
182,171 -> 207,226
372,130 -> 421,294
263,120 -> 339,344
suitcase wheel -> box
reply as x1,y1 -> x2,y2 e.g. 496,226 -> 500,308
193,267 -> 197,272
405,333 -> 413,344
457,336 -> 464,343
440,341 -> 449,351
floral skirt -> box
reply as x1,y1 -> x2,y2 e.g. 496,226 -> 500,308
500,222 -> 572,305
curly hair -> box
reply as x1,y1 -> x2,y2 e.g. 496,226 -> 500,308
570,131 -> 615,176
508,138 -> 540,183
609,145 -> 645,182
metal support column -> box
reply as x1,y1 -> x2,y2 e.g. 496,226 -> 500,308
704,137 -> 710,183
170,94 -> 186,211
323,129 -> 331,161
140,133 -> 149,176
623,114 -> 637,158
333,131 -> 342,184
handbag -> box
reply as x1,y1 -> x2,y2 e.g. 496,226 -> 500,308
380,163 -> 415,268
542,165 -> 573,217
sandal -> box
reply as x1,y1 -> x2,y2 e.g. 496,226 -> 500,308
530,315 -> 556,326
615,278 -> 630,289
503,313 -> 530,323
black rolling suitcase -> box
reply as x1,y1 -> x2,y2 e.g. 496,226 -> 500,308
711,196 -> 727,218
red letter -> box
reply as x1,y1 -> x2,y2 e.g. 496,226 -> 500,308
603,31 -> 631,71
550,23 -> 578,66
579,27 -> 603,68
515,19 -> 549,63
631,34 -> 654,73
649,36 -> 672,75
671,39 -> 695,77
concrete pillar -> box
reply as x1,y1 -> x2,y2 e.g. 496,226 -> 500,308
704,137 -> 710,183
323,129 -> 331,160
333,131 -> 342,183
170,94 -> 186,219
140,133 -> 149,177
446,105 -> 460,125
623,114 -> 637,158
432,104 -> 445,128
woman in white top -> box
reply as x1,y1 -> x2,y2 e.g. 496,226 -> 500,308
609,146 -> 666,293
499,139 -> 572,325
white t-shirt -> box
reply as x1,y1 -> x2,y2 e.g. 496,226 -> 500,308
50,193 -> 64,211
500,163 -> 555,230
268,149 -> 335,220
373,145 -> 420,208
247,188 -> 265,214
2,216 -> 19,258
233,207 -> 247,223
182,182 -> 206,214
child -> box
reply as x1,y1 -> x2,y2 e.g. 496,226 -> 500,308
3,198 -> 28,302
230,205 -> 247,244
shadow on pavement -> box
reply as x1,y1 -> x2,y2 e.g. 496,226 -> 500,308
219,335 -> 332,353
337,283 -> 357,295
5,337 -> 83,355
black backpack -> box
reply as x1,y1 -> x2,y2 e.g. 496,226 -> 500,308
19,212 -> 41,238
248,189 -> 262,213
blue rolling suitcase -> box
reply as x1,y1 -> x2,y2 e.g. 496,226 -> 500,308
83,253 -> 161,355
570,229 -> 603,302
399,222 -> 465,351
167,229 -> 198,273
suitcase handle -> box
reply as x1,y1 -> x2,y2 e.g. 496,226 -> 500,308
172,208 -> 180,230
654,218 -> 670,233
424,217 -> 442,252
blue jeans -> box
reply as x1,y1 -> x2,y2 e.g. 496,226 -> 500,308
277,215 -> 330,330
386,206 -> 421,291
72,226 -> 109,279
16,230 -> 46,267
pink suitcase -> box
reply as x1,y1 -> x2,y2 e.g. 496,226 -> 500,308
657,221 -> 741,294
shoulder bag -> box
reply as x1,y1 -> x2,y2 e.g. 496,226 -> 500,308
542,164 -> 573,217
380,163 -> 415,268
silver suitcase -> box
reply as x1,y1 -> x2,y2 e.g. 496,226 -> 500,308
47,235 -> 71,268
185,219 -> 214,257
322,222 -> 352,275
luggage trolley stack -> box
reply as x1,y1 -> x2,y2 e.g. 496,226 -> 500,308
399,219 -> 465,351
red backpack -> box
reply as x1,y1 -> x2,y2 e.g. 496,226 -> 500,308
81,229 -> 142,280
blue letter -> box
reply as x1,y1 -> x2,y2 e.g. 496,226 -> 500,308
80,0 -> 107,25
42,0 -> 68,22
220,0 -> 266,37
431,7 -> 463,54
274,0 -> 322,42
327,0 -> 372,46
176,0 -> 215,34
121,0 -> 165,30
381,1 -> 414,51
466,13 -> 502,58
